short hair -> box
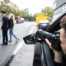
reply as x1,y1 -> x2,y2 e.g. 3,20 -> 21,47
1,10 -> 6,14
60,16 -> 66,32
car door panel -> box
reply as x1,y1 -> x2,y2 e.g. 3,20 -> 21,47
42,41 -> 54,66
33,42 -> 42,66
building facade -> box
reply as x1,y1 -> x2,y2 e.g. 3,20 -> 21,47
53,0 -> 66,15
8,1 -> 16,7
0,0 -> 15,7
52,0 -> 66,22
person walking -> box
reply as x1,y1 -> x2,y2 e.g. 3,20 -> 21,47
8,13 -> 19,42
0,11 -> 9,45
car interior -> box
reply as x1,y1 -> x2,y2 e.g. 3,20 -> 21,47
43,13 -> 66,66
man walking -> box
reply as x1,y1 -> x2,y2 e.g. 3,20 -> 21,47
0,11 -> 9,45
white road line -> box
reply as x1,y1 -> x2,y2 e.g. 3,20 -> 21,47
13,41 -> 24,55
29,26 -> 35,34
13,26 -> 35,55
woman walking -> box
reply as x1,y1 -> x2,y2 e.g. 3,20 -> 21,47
8,13 -> 19,42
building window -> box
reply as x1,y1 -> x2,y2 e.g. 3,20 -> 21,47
54,7 -> 62,15
54,0 -> 57,2
62,4 -> 66,13
62,5 -> 65,12
54,4 -> 66,15
53,3 -> 56,9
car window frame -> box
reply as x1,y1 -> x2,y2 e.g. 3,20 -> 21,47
42,41 -> 54,66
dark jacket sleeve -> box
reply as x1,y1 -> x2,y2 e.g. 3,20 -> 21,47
54,61 -> 62,66
1,17 -> 5,29
8,19 -> 13,28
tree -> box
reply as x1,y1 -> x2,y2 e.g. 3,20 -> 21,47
41,7 -> 54,18
21,11 -> 27,18
0,0 -> 10,14
4,0 -> 10,4
24,8 -> 29,15
0,0 -> 35,21
0,0 -> 23,17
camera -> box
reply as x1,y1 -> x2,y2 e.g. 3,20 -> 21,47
36,30 -> 62,51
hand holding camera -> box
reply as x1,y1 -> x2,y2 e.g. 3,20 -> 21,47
36,30 -> 61,51
36,30 -> 63,63
45,38 -> 63,63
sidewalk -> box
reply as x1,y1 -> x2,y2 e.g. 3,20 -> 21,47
0,44 -> 15,66
0,41 -> 23,66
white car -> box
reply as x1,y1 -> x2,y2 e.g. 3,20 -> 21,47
20,18 -> 24,23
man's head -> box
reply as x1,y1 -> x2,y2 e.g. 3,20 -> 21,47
1,10 -> 6,16
60,16 -> 66,55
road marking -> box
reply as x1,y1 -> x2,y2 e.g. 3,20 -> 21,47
13,41 -> 24,55
12,25 -> 35,55
29,26 -> 35,34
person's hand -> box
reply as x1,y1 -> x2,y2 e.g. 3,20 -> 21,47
0,29 -> 2,31
45,38 -> 62,63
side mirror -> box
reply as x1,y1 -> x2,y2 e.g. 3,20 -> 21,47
23,33 -> 37,44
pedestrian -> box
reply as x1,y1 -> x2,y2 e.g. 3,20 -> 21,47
8,13 -> 19,42
0,10 -> 9,45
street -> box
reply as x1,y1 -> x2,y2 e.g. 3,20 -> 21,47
0,22 -> 37,66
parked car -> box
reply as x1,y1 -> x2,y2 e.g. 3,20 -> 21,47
38,20 -> 51,30
20,18 -> 24,23
15,16 -> 20,23
23,12 -> 66,66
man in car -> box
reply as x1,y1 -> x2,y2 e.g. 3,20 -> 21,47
45,16 -> 66,66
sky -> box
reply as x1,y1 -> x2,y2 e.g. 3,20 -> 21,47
11,0 -> 54,15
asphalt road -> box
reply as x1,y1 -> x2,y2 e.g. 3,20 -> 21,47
6,22 -> 38,66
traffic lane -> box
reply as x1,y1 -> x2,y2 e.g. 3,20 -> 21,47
10,23 -> 37,66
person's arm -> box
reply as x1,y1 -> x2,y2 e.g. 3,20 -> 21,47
10,19 -> 13,28
45,39 -> 63,63
1,17 -> 5,29
8,19 -> 12,29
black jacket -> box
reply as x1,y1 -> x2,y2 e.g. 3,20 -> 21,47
8,18 -> 14,28
54,55 -> 66,66
1,15 -> 9,29
54,61 -> 66,66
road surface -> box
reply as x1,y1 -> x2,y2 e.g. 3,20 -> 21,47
7,22 -> 37,66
